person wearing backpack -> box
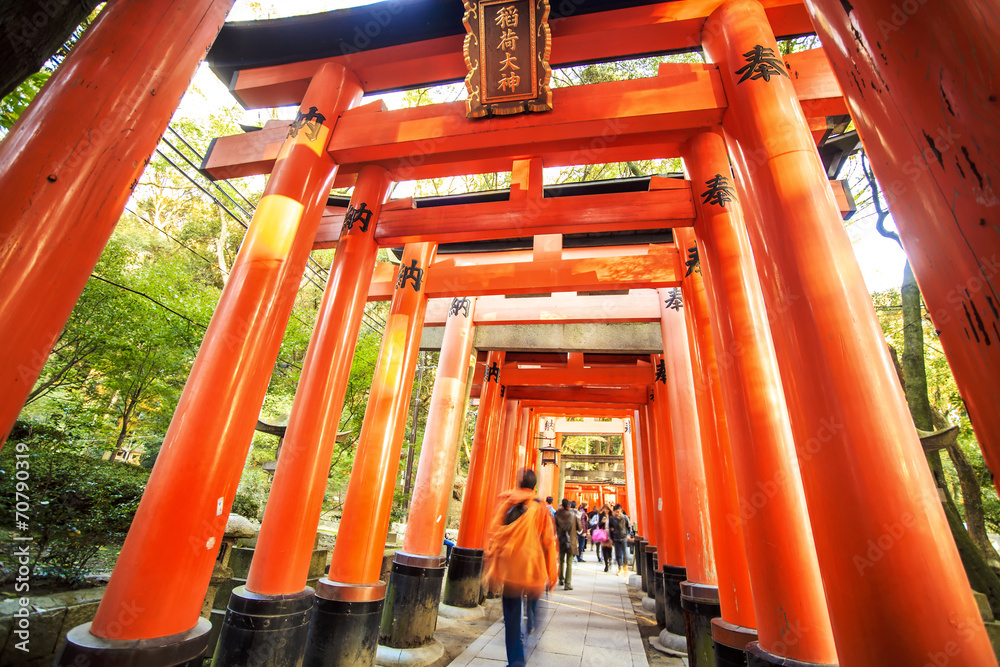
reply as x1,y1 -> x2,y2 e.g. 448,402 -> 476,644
483,469 -> 558,667
554,498 -> 582,590
575,502 -> 589,562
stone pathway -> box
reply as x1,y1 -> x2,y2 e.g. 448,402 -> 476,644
446,557 -> 649,666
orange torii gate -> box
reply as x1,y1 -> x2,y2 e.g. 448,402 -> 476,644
0,0 -> 995,666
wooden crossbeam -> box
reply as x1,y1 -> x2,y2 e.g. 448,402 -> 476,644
367,246 -> 680,300
315,178 -> 853,249
316,181 -> 692,247
203,51 -> 845,186
500,365 -> 655,387
505,386 -> 650,404
226,0 -> 815,108
423,291 -> 661,327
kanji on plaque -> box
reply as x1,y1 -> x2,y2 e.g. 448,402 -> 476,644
463,0 -> 552,118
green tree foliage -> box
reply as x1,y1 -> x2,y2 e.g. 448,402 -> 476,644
0,422 -> 149,588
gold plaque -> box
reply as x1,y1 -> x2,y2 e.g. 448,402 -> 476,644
464,0 -> 552,118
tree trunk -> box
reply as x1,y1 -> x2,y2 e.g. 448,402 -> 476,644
896,261 -> 1000,612
0,0 -> 102,99
929,450 -> 1000,614
950,441 -> 1000,566
900,262 -> 934,431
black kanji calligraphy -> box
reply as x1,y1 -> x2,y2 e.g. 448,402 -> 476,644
485,361 -> 501,383
288,106 -> 326,141
396,259 -> 425,292
450,297 -> 472,318
735,45 -> 789,84
685,245 -> 700,278
701,174 -> 736,208
343,202 -> 373,233
654,360 -> 667,384
500,385 -> 506,398
664,288 -> 683,311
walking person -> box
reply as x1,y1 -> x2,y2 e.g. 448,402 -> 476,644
609,503 -> 632,576
576,502 -> 589,562
483,469 -> 558,667
597,506 -> 613,571
554,498 -> 581,590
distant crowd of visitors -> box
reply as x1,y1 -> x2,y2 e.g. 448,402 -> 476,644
483,469 -> 635,667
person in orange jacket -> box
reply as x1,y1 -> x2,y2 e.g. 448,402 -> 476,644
483,468 -> 558,667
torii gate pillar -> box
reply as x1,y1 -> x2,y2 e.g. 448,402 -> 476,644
443,351 -> 506,608
59,62 -> 361,667
705,2 -> 996,665
304,242 -> 436,667
214,165 -> 392,667
379,297 -> 477,652
803,0 -> 1000,493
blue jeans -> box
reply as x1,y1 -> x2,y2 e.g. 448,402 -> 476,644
502,591 -> 538,667
613,539 -> 626,568
576,534 -> 586,559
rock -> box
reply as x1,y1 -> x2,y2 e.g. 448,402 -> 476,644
225,513 -> 257,539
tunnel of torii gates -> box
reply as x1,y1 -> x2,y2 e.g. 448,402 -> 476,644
0,0 -> 998,665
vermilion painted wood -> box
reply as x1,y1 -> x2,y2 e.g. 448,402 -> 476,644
482,398 -> 512,548
707,2 -> 995,664
803,0 -> 1000,500
227,0 -> 814,108
492,400 -> 521,508
504,386 -> 649,404
623,420 -> 641,534
657,291 -> 718,587
686,132 -> 832,657
524,411 -> 540,472
0,0 -> 234,450
642,405 -> 674,560
311,177 -> 852,248
91,63 -> 361,639
673,228 -> 756,629
500,366 -> 655,387
246,165 -> 392,595
365,248 -> 680,300
634,409 -> 657,547
402,297 -> 478,558
648,370 -> 692,567
456,351 -> 506,550
206,51 -> 843,186
328,242 -> 437,585
367,188 -> 695,245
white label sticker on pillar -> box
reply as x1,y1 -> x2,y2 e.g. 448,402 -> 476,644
206,537 -> 216,550
217,497 -> 224,516
436,515 -> 443,524
658,498 -> 663,511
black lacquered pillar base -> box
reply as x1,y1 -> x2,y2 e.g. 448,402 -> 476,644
653,567 -> 667,628
303,579 -> 386,667
711,618 -> 758,667
212,586 -> 313,667
643,545 -> 656,597
746,642 -> 838,667
56,618 -> 211,667
635,538 -> 646,581
379,552 -> 446,649
662,565 -> 687,637
442,547 -> 484,608
680,581 -> 721,667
